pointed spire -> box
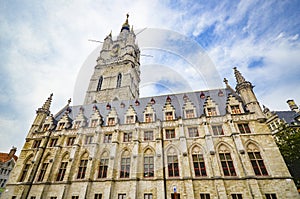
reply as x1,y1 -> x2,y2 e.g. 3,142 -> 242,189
42,93 -> 53,111
233,67 -> 246,84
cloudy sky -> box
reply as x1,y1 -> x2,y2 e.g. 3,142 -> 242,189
0,0 -> 299,154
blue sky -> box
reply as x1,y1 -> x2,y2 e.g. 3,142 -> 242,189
0,0 -> 300,154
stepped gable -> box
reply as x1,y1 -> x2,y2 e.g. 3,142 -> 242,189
54,88 -> 237,124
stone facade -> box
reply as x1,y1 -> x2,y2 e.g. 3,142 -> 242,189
2,16 -> 299,199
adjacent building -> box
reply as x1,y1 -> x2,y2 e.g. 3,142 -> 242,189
0,147 -> 18,196
2,16 -> 299,199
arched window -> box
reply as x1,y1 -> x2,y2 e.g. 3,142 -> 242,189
247,143 -> 268,176
120,150 -> 130,178
77,152 -> 88,179
97,76 -> 103,91
218,145 -> 236,176
167,147 -> 179,177
37,154 -> 51,182
116,73 -> 122,88
56,153 -> 69,181
191,146 -> 207,176
19,155 -> 33,182
98,152 -> 109,178
144,148 -> 154,178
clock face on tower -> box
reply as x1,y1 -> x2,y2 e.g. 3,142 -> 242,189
111,44 -> 120,57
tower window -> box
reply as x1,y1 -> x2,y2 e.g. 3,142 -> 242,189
97,76 -> 103,91
116,73 -> 122,88
219,153 -> 236,176
91,119 -> 98,127
248,152 -> 268,176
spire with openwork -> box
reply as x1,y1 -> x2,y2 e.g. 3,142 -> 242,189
37,93 -> 53,116
233,67 -> 246,84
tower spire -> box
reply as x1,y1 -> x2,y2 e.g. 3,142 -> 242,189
121,13 -> 130,32
233,67 -> 246,84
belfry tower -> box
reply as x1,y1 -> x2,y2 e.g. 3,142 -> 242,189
84,14 -> 141,104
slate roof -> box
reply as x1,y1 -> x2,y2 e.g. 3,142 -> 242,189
54,88 -> 241,125
276,111 -> 300,125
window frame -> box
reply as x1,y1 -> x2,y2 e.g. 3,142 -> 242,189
188,127 -> 199,137
144,131 -> 154,141
144,156 -> 154,178
56,161 -> 68,181
192,154 -> 207,177
123,132 -> 132,142
104,134 -> 112,143
98,158 -> 109,178
248,151 -> 268,176
238,123 -> 251,134
37,162 -> 49,181
120,157 -> 131,178
167,155 -> 180,177
219,152 -> 236,176
212,125 -> 224,136
166,129 -> 176,139
77,159 -> 88,179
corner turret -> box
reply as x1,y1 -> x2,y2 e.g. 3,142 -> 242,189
233,67 -> 265,121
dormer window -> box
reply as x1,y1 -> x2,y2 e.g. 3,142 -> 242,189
43,124 -> 50,131
108,118 -> 115,126
58,123 -> 65,130
91,119 -> 98,127
165,111 -> 173,121
73,121 -> 81,129
126,115 -> 135,124
231,105 -> 241,114
185,109 -> 195,118
206,107 -> 217,116
145,113 -> 153,123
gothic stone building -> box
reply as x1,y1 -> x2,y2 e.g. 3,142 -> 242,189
3,16 -> 299,199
